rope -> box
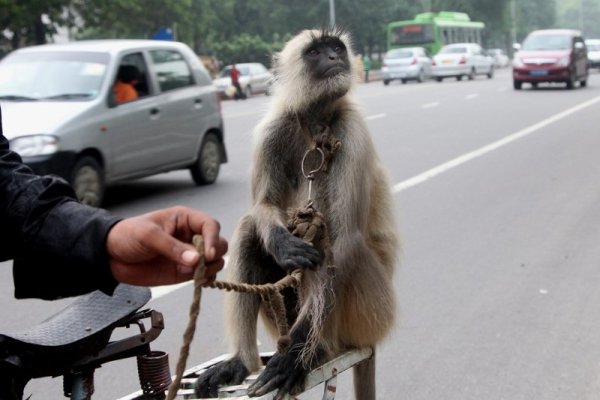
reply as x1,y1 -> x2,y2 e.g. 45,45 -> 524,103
167,235 -> 206,400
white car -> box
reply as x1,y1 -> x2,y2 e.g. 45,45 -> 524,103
586,38 -> 600,70
212,63 -> 273,99
381,47 -> 433,85
432,43 -> 494,81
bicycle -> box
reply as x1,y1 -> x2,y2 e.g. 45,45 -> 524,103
0,284 -> 170,400
0,282 -> 373,400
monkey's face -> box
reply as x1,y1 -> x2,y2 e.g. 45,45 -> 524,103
271,28 -> 356,111
303,36 -> 350,80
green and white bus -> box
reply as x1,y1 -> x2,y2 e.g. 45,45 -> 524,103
386,11 -> 485,55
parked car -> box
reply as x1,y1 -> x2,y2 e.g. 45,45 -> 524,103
585,38 -> 600,70
512,29 -> 588,90
431,43 -> 494,82
0,39 -> 227,207
486,48 -> 510,68
381,47 -> 433,85
212,63 -> 273,99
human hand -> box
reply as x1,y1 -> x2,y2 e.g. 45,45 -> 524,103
106,206 -> 228,287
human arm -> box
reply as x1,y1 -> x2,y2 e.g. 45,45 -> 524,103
1,129 -> 122,299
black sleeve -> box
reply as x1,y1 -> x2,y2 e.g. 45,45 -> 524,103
0,106 -> 120,300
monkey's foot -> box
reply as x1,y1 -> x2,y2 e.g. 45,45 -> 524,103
193,356 -> 250,398
246,352 -> 307,399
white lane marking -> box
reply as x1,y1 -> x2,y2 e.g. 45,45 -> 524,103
422,102 -> 440,109
366,113 -> 386,120
393,95 -> 600,193
465,93 -> 479,100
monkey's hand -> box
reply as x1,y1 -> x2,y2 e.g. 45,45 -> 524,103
267,226 -> 322,272
194,355 -> 250,398
246,351 -> 307,399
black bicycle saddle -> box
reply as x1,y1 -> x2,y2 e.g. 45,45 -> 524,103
0,284 -> 150,379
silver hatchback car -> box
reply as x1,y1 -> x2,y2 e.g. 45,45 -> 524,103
0,39 -> 227,207
381,47 -> 433,85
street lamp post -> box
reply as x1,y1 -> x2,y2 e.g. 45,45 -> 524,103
329,0 -> 336,28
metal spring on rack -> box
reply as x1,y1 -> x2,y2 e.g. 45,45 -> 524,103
137,350 -> 172,398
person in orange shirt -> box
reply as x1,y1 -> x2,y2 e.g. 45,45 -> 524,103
113,65 -> 139,103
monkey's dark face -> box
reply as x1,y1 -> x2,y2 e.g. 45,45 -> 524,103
303,36 -> 350,80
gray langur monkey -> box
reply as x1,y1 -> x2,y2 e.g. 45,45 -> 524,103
194,27 -> 399,400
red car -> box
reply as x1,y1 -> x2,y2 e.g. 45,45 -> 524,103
512,29 -> 588,90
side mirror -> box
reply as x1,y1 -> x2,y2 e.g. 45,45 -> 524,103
512,43 -> 521,52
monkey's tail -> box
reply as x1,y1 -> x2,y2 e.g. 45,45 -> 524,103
299,264 -> 336,367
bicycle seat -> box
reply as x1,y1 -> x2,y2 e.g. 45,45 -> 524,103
0,284 -> 150,380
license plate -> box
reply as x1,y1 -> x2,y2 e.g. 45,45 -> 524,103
442,59 -> 453,64
530,69 -> 548,76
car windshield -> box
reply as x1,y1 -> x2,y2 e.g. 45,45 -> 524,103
522,34 -> 571,51
439,46 -> 467,54
386,50 -> 414,59
0,51 -> 109,101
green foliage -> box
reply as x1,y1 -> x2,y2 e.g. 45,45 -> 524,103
0,0 -> 70,48
211,33 -> 273,67
556,0 -> 600,38
1,0 -> 571,67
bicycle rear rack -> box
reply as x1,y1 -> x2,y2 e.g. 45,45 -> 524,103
120,347 -> 372,400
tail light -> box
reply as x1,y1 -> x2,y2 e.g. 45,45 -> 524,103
432,59 -> 437,66
411,57 -> 418,65
459,57 -> 467,64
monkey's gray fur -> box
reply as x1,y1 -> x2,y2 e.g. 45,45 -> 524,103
194,27 -> 400,400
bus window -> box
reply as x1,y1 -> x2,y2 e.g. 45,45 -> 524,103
390,24 -> 434,46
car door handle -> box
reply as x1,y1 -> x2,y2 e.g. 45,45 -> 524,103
150,107 -> 160,116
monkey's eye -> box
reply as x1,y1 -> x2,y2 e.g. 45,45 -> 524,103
308,49 -> 319,56
333,46 -> 344,54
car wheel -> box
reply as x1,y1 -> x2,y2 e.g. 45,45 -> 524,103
513,80 -> 522,90
566,79 -> 574,90
487,66 -> 494,79
468,68 -> 475,80
436,77 -> 443,82
580,79 -> 587,87
531,82 -> 538,89
417,69 -> 425,83
456,75 -> 463,81
401,79 -> 407,84
244,85 -> 252,98
70,155 -> 104,208
190,133 -> 221,185
383,80 -> 390,86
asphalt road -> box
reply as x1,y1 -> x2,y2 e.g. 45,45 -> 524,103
3,68 -> 600,399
